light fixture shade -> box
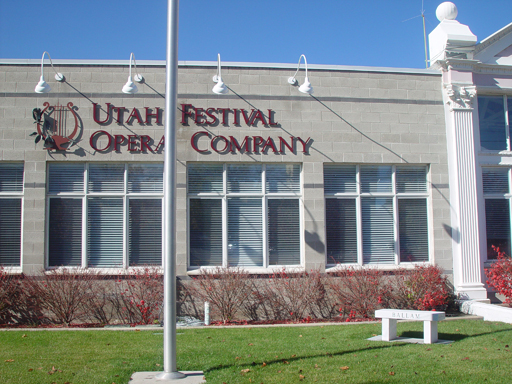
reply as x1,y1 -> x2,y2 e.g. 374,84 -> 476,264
122,76 -> 138,94
212,78 -> 228,95
299,77 -> 313,94
35,75 -> 51,93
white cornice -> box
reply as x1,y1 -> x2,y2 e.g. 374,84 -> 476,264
474,63 -> 512,75
475,22 -> 512,54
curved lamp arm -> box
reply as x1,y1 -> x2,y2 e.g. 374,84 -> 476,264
41,51 -> 65,81
288,54 -> 313,94
122,52 -> 144,94
35,51 -> 65,93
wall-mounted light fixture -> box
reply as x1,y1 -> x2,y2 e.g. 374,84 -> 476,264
288,54 -> 313,95
212,53 -> 229,95
122,53 -> 144,94
34,51 -> 65,94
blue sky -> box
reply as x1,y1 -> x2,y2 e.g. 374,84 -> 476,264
0,0 -> 510,68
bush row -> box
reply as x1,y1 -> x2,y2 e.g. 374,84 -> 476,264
185,265 -> 452,324
0,264 -> 452,326
0,267 -> 163,326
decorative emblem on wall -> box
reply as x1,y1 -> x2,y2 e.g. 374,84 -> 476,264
443,84 -> 476,109
31,102 -> 82,150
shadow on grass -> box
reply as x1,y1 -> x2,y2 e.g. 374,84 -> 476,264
204,327 -> 512,374
400,327 -> 512,342
204,344 -> 407,374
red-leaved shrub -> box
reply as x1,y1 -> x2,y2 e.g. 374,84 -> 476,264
260,268 -> 328,321
384,264 -> 450,310
24,268 -> 98,326
189,266 -> 252,323
485,246 -> 512,306
0,268 -> 23,325
112,267 -> 163,325
327,267 -> 384,319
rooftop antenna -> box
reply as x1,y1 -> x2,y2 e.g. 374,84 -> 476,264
403,0 -> 429,68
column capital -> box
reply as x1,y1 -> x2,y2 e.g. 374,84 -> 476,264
444,83 -> 476,110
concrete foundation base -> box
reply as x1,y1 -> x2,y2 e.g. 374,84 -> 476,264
368,335 -> 453,344
129,371 -> 205,383
459,300 -> 512,323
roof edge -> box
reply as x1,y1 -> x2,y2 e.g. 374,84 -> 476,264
0,59 -> 441,76
475,22 -> 512,54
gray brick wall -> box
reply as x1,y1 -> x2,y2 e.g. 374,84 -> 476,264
0,62 -> 451,276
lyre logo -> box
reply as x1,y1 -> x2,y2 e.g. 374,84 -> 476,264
31,102 -> 82,151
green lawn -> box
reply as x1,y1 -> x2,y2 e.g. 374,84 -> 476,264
1,319 -> 511,384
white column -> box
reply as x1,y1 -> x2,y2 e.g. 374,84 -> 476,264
444,83 -> 488,301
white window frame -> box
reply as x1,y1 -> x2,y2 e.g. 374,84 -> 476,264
46,162 -> 164,270
187,163 -> 303,271
324,164 -> 431,268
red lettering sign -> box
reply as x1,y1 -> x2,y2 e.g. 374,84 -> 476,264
190,133 -> 310,155
90,131 -> 163,153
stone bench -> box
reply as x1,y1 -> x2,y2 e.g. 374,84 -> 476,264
374,309 -> 446,344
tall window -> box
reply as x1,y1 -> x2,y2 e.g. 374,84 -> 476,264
478,95 -> 512,151
324,165 -> 429,265
48,163 -> 163,268
482,167 -> 511,259
0,163 -> 23,266
188,163 -> 301,268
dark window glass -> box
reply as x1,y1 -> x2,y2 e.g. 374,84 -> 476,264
398,199 -> 429,262
0,199 -> 21,266
485,199 -> 511,259
325,199 -> 357,264
479,96 -> 507,151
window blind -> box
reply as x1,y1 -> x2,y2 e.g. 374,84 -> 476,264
360,166 -> 392,193
88,164 -> 125,193
189,199 -> 223,266
323,165 -> 357,194
266,164 -> 300,194
87,198 -> 123,267
188,164 -> 223,194
227,198 -> 263,267
362,198 -> 394,264
128,164 -> 164,193
485,199 -> 511,258
49,198 -> 82,266
483,168 -> 509,194
48,163 -> 84,193
398,199 -> 429,262
0,163 -> 24,192
0,199 -> 21,266
268,199 -> 300,265
227,164 -> 262,193
325,198 -> 357,264
129,199 -> 162,265
396,166 -> 427,193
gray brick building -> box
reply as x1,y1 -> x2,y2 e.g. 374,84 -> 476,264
0,60 -> 452,278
